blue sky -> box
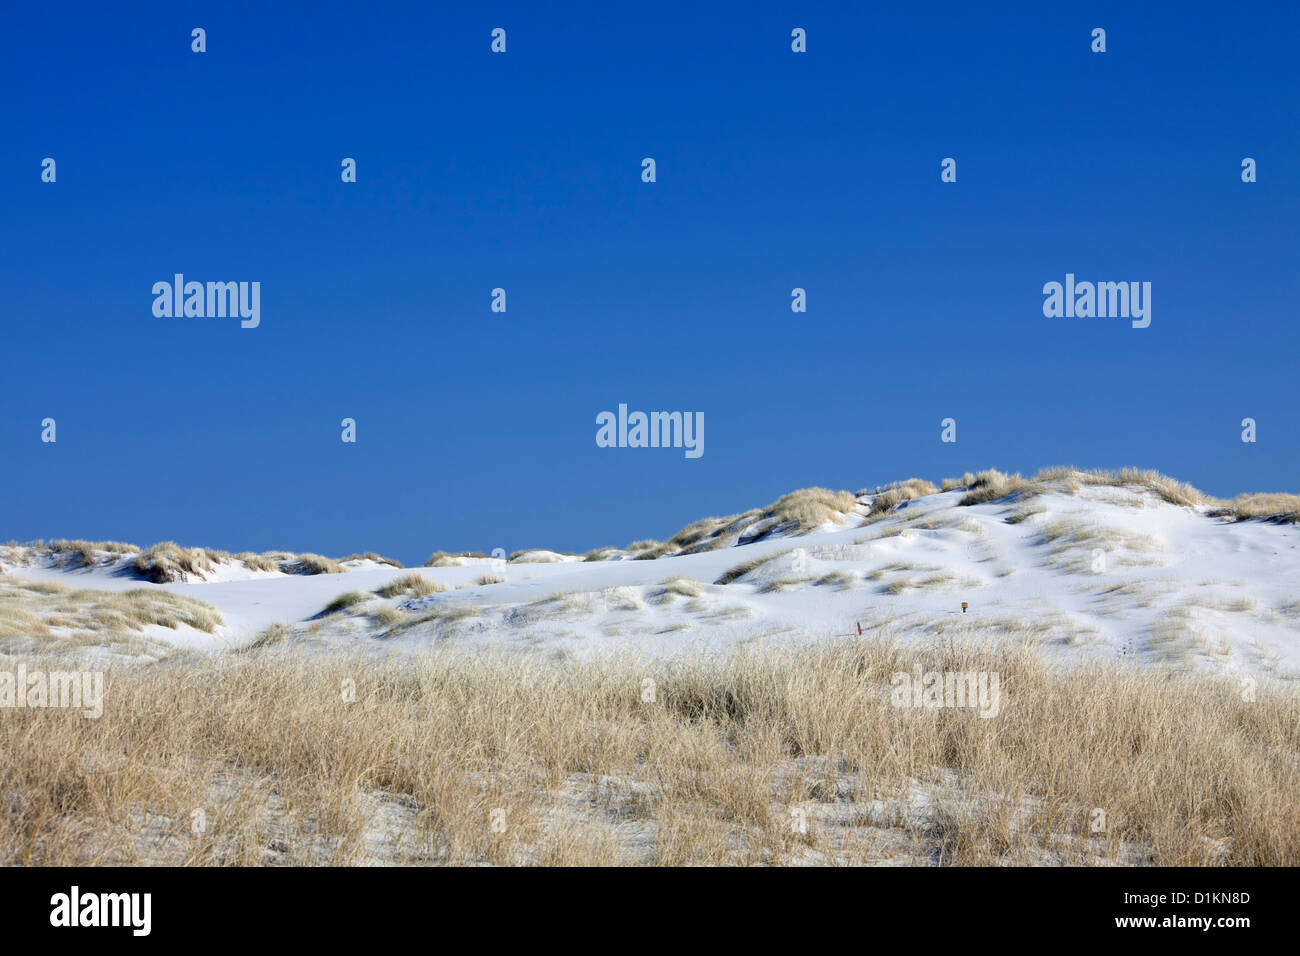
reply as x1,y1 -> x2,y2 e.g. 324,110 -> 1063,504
2,1 -> 1296,565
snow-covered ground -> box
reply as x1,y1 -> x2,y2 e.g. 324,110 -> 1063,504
4,474 -> 1298,677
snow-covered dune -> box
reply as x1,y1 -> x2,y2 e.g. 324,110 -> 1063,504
3,469 -> 1298,676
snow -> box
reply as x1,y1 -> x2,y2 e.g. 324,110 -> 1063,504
3,479 -> 1298,677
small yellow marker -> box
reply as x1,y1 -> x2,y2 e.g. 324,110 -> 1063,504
961,602 -> 969,613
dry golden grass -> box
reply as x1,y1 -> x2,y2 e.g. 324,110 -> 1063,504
1039,519 -> 1164,573
627,541 -> 673,561
1210,493 -> 1300,524
662,513 -> 762,556
758,577 -> 812,593
367,605 -> 406,628
1082,468 -> 1208,507
423,551 -> 490,568
378,603 -> 482,640
28,540 -> 141,569
284,553 -> 344,576
132,542 -> 217,583
765,488 -> 859,532
337,552 -> 404,567
320,591 -> 369,616
1005,505 -> 1045,525
0,577 -> 222,657
239,551 -> 348,572
631,488 -> 859,559
956,467 -> 1214,510
124,542 -> 273,579
867,561 -> 931,581
815,570 -> 857,589
2,634 -> 1297,865
234,552 -> 280,572
374,573 -> 446,599
508,550 -> 577,564
881,572 -> 958,595
715,552 -> 783,586
0,540 -> 139,570
655,577 -> 704,599
868,478 -> 940,516
958,470 -> 1033,506
243,622 -> 292,650
49,539 -> 140,554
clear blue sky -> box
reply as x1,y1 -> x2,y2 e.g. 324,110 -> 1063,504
2,1 -> 1296,565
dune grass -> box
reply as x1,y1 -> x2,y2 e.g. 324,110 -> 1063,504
629,487 -> 860,560
131,544 -> 343,580
423,551 -> 490,568
815,570 -> 857,589
0,576 -> 223,656
283,553 -> 344,576
234,552 -> 280,572
508,550 -> 577,564
715,552 -> 783,586
1209,493 -> 1300,524
758,577 -> 812,593
1005,505 -> 1045,525
649,577 -> 706,603
763,488 -> 859,533
44,540 -> 140,569
958,470 -> 1033,506
954,467 -> 1216,510
3,633 -> 1297,865
881,572 -> 958,595
1038,520 -> 1164,573
868,478 -> 940,516
321,591 -> 369,616
337,552 -> 404,568
132,542 -> 218,583
374,573 -> 446,599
